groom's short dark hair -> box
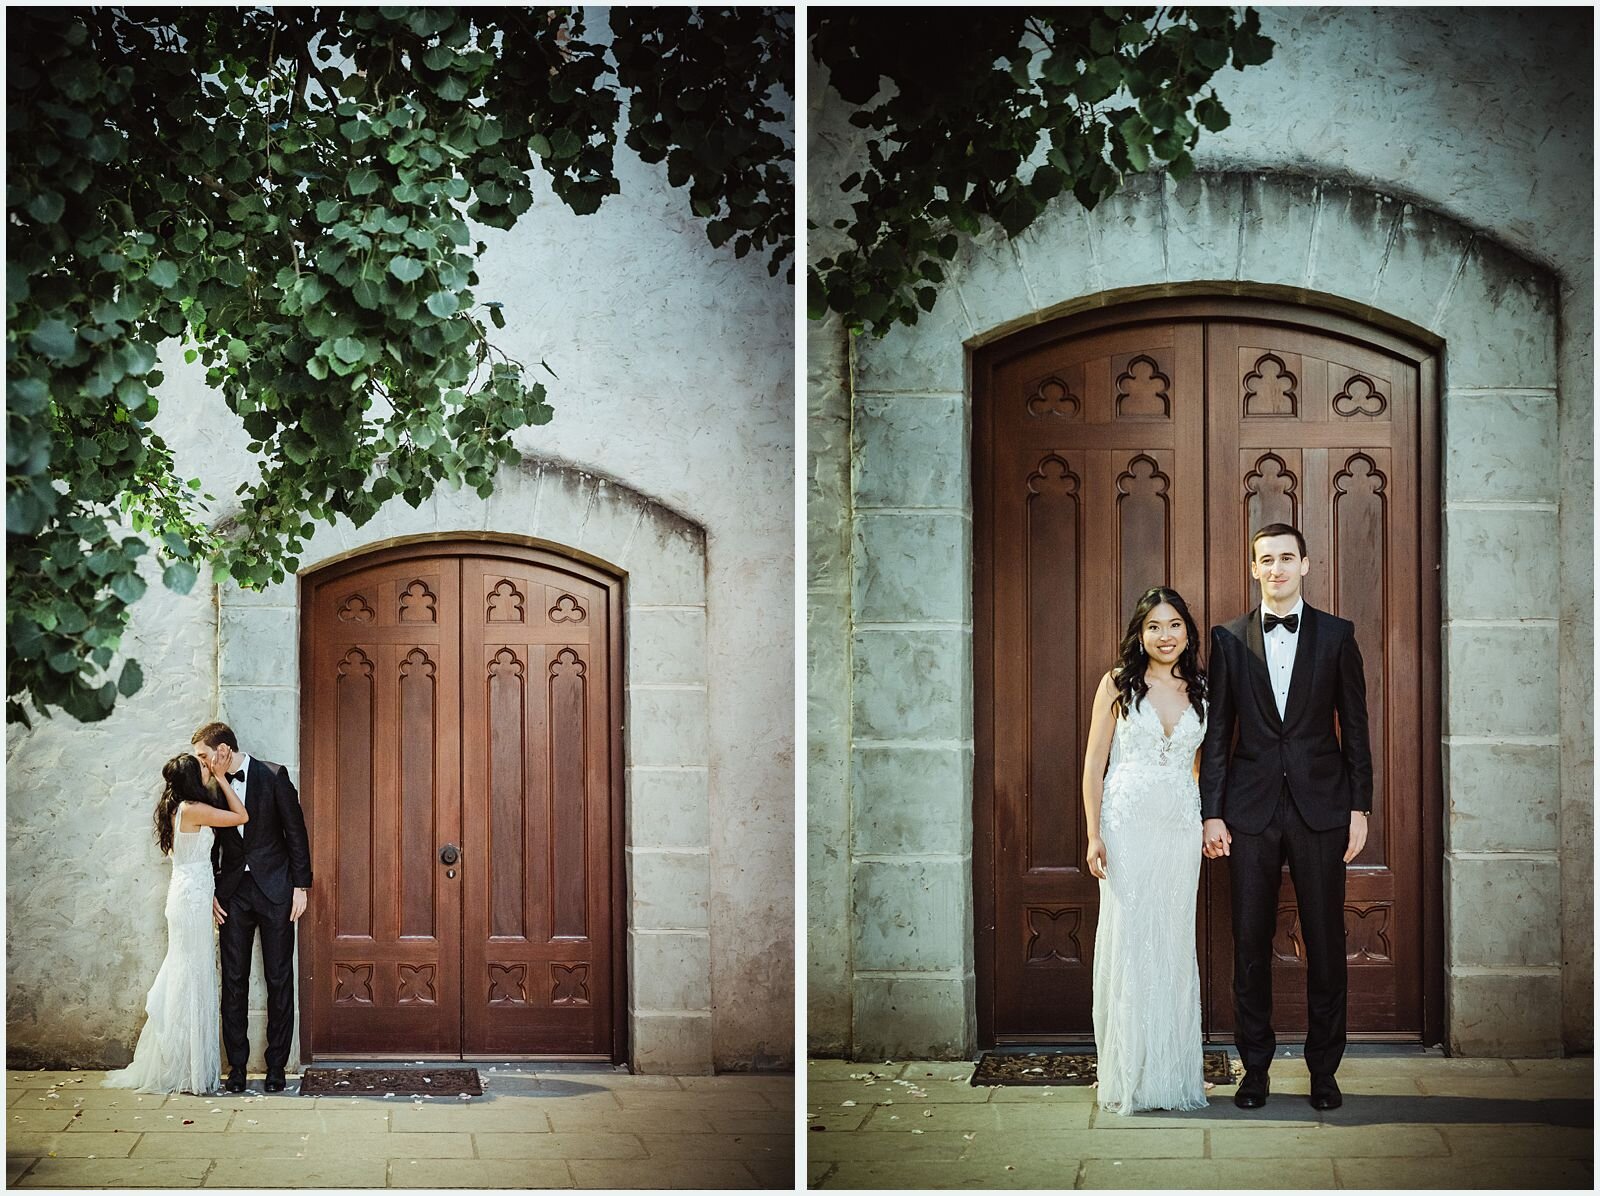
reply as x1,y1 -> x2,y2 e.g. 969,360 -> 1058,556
191,721 -> 239,752
1251,522 -> 1308,558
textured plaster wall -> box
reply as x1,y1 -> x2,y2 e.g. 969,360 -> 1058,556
807,7 -> 1591,1057
8,77 -> 793,1070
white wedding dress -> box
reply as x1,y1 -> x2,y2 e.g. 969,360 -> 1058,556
105,807 -> 220,1095
1092,694 -> 1209,1114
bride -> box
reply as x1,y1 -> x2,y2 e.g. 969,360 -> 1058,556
105,753 -> 247,1095
1082,586 -> 1210,1114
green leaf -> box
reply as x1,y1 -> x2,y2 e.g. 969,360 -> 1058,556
146,259 -> 180,288
529,133 -> 553,159
425,291 -> 458,317
347,167 -> 381,196
27,319 -> 77,361
332,335 -> 367,363
27,191 -> 65,223
118,658 -> 144,697
109,571 -> 147,605
488,304 -> 506,329
163,560 -> 198,594
389,255 -> 426,283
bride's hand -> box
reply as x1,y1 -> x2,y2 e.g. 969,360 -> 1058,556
1086,836 -> 1107,880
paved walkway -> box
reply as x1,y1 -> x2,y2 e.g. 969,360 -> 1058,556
6,1066 -> 793,1189
806,1051 -> 1592,1190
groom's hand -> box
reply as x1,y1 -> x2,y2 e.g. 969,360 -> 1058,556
1343,811 -> 1369,863
1202,818 -> 1232,858
212,897 -> 227,926
290,888 -> 308,923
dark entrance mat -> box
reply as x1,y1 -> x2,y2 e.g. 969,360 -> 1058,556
970,1051 -> 1241,1086
298,1066 -> 483,1096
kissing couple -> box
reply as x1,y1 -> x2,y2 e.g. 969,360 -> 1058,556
105,722 -> 311,1096
1084,523 -> 1373,1114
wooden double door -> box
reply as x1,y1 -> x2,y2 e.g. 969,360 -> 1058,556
301,540 -> 624,1060
974,299 -> 1442,1046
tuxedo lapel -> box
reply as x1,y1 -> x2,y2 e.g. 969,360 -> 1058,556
1282,604 -> 1320,728
1242,607 -> 1283,730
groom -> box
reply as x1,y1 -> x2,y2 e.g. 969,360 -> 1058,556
192,721 -> 312,1093
1199,523 -> 1372,1111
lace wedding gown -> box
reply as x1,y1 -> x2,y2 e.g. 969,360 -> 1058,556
1092,695 -> 1209,1114
105,808 -> 220,1095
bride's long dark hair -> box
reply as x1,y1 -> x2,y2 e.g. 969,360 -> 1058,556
1111,586 -> 1207,722
154,754 -> 211,856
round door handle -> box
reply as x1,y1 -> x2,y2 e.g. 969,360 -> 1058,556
439,844 -> 459,866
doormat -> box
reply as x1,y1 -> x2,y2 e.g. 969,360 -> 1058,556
970,1051 -> 1241,1086
298,1067 -> 483,1097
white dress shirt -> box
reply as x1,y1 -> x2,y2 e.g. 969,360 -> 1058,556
1262,598 -> 1304,720
229,752 -> 252,867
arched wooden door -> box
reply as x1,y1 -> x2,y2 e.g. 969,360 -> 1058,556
974,297 -> 1442,1047
299,540 -> 625,1060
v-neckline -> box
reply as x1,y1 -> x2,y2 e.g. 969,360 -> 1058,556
1148,696 -> 1192,740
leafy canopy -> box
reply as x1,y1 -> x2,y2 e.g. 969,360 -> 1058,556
7,7 -> 793,727
808,7 -> 1273,334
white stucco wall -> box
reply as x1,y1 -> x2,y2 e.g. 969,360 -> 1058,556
7,40 -> 794,1071
807,5 -> 1591,1056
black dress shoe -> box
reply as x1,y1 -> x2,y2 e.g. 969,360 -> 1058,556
225,1069 -> 247,1093
264,1070 -> 287,1093
1309,1074 -> 1342,1109
1234,1068 -> 1269,1109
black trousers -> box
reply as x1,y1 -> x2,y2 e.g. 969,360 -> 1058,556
219,873 -> 295,1072
1229,786 -> 1348,1076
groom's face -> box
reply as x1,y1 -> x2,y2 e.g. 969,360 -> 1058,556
1251,534 -> 1310,605
195,741 -> 231,777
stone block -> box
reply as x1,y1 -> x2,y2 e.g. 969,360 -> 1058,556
217,686 -> 301,770
1012,193 -> 1102,313
1443,623 -> 1558,738
851,974 -> 975,1060
219,606 -> 299,689
579,480 -> 648,568
807,598 -> 849,753
1445,854 -> 1560,968
627,608 -> 706,686
1371,203 -> 1475,334
1307,183 -> 1405,306
218,578 -> 297,609
631,1011 -> 714,1075
1443,393 -> 1559,504
382,490 -> 443,543
851,858 -> 971,973
1236,173 -> 1319,289
1164,171 -> 1250,285
951,224 -> 1037,338
432,477 -> 491,535
1444,742 -> 1560,852
627,767 -> 710,851
530,465 -> 597,546
626,687 -> 708,768
808,313 -> 850,393
629,849 -> 710,931
853,394 -> 968,510
1441,507 -> 1556,620
624,517 -> 707,607
1447,968 -> 1563,1056
1436,238 -> 1559,389
851,629 -> 971,742
852,298 -> 969,397
1089,171 -> 1168,290
630,930 -> 712,1011
852,513 -> 971,624
808,413 -> 852,596
851,745 -> 972,856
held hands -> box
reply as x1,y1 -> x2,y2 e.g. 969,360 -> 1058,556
1202,818 -> 1232,859
1343,811 -> 1369,864
1085,835 -> 1107,880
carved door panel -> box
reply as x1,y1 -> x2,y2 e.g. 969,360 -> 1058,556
307,559 -> 463,1054
975,301 -> 1438,1045
981,323 -> 1207,1040
1203,322 -> 1425,1039
460,556 -> 617,1055
304,544 -> 623,1059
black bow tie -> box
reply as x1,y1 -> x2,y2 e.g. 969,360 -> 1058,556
1264,612 -> 1299,634
226,771 -> 245,783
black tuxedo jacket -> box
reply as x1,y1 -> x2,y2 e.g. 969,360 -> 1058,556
210,756 -> 312,905
1199,604 -> 1373,835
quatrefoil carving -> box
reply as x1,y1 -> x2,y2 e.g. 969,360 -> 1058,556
549,594 -> 586,624
1272,906 -> 1304,963
1026,453 -> 1079,498
551,963 -> 591,1006
1115,355 -> 1171,419
334,963 -> 374,1005
398,963 -> 437,1005
1025,907 -> 1083,964
1243,353 -> 1298,416
1333,374 -> 1387,418
488,963 -> 528,1005
1345,904 -> 1393,962
337,593 -> 375,624
487,579 -> 526,623
399,580 -> 437,623
1026,376 -> 1081,418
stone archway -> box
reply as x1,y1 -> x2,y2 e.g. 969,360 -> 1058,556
815,170 -> 1563,1058
215,459 -> 716,1074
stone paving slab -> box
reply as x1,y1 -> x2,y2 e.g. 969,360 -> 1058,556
566,1159 -> 768,1188
128,1130 -> 477,1159
812,1160 -> 1080,1188
387,1158 -> 573,1188
1079,1158 -> 1341,1189
388,1103 -> 551,1132
6,1131 -> 137,1158
1333,1154 -> 1593,1189
961,1128 -> 1208,1160
1208,1124 -> 1451,1157
633,1131 -> 789,1161
10,1087 -> 171,1109
202,1157 -> 391,1188
473,1131 -> 646,1159
859,1102 -> 1093,1133
13,1157 -> 212,1187
6,1110 -> 80,1133
64,1107 -> 232,1132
